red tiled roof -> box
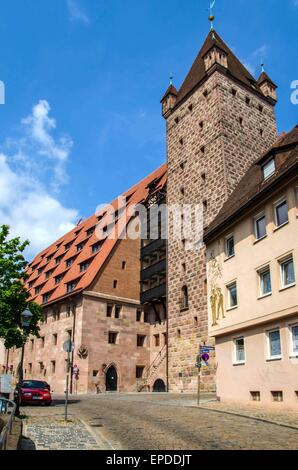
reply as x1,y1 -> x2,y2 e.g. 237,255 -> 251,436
26,163 -> 167,306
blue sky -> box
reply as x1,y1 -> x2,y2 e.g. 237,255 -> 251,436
0,0 -> 297,258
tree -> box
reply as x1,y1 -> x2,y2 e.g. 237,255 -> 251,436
0,225 -> 43,349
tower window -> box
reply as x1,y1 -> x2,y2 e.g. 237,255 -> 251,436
136,366 -> 145,379
200,146 -> 205,154
180,162 -> 185,170
201,172 -> 206,182
175,117 -> 179,124
245,97 -> 251,105
179,138 -> 184,146
177,329 -> 181,338
203,200 -> 208,210
106,305 -> 113,318
231,88 -> 237,96
260,129 -> 264,137
122,261 -> 126,270
259,105 -> 264,113
239,117 -> 243,126
108,332 -> 119,345
136,309 -> 142,322
199,121 -> 204,130
203,89 -> 209,98
115,306 -> 122,319
180,187 -> 185,196
113,280 -> 118,289
188,104 -> 193,112
180,285 -> 189,310
137,335 -> 146,347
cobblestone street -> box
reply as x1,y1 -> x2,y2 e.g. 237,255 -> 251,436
20,393 -> 298,450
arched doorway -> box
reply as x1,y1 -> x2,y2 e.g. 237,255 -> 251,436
105,365 -> 118,392
153,379 -> 166,393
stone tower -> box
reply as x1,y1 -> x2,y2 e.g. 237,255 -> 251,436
163,30 -> 278,392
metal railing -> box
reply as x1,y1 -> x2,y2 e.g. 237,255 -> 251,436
0,398 -> 16,450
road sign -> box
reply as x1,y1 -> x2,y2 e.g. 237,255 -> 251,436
63,340 -> 74,353
201,353 -> 209,362
200,346 -> 215,353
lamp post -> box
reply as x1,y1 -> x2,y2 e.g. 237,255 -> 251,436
16,309 -> 33,415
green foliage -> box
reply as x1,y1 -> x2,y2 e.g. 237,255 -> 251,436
0,225 -> 43,349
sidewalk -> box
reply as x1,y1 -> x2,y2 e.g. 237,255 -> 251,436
200,401 -> 298,430
20,415 -> 112,450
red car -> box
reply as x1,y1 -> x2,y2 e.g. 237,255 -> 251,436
14,380 -> 52,406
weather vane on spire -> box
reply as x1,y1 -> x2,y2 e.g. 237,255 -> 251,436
209,0 -> 216,30
170,73 -> 173,85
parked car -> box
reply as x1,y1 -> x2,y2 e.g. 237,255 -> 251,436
14,380 -> 52,406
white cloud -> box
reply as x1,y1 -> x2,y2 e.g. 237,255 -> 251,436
0,101 -> 79,260
21,100 -> 73,190
67,0 -> 89,24
252,44 -> 270,60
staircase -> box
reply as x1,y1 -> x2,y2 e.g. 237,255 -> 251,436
137,344 -> 167,392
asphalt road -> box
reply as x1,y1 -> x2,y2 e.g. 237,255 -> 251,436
23,393 -> 298,450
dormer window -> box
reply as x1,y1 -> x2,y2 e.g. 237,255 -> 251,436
262,158 -> 275,180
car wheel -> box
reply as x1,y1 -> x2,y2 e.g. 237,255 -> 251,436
45,402 -> 52,407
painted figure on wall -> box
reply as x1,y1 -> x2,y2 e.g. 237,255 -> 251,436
209,254 -> 224,326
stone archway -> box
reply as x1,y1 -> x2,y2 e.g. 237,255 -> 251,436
153,379 -> 166,393
105,365 -> 118,392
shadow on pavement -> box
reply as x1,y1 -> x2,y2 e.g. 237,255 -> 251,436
18,436 -> 36,450
51,399 -> 81,406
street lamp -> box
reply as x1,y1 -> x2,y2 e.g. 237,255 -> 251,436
15,308 -> 33,416
19,309 -> 33,383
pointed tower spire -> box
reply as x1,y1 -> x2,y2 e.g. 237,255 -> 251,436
257,70 -> 278,104
161,77 -> 178,118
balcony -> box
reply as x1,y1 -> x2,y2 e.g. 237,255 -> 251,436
141,283 -> 166,304
141,238 -> 166,258
141,259 -> 166,281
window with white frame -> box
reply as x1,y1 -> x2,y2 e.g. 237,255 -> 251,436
280,256 -> 296,288
274,199 -> 289,228
290,325 -> 298,355
262,158 -> 275,180
225,235 -> 235,258
254,213 -> 266,240
227,282 -> 238,308
267,329 -> 282,359
234,337 -> 245,363
259,266 -> 272,297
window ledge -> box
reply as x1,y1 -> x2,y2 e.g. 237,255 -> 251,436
273,221 -> 289,233
289,355 -> 298,359
224,254 -> 235,262
258,292 -> 272,300
227,306 -> 238,312
279,283 -> 296,292
233,361 -> 245,366
266,357 -> 282,362
180,307 -> 189,313
253,235 -> 267,245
